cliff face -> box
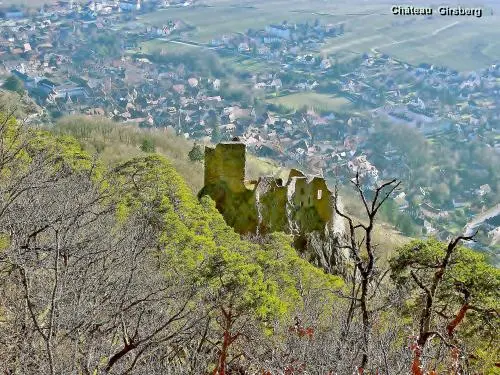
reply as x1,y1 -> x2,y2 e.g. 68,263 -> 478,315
199,141 -> 350,275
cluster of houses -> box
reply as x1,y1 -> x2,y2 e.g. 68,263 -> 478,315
340,54 -> 500,145
0,1 -> 498,247
0,0 -> 191,22
209,20 -> 344,64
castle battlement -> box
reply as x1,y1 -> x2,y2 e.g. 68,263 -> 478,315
201,141 -> 336,236
199,141 -> 349,275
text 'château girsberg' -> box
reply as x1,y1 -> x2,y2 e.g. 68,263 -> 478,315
391,6 -> 484,18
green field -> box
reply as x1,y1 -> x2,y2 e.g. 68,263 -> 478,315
319,7 -> 500,71
136,0 -> 389,44
267,92 -> 353,112
132,0 -> 500,72
137,1 -> 351,43
6,0 -> 500,71
221,55 -> 277,73
139,39 -> 201,54
378,18 -> 500,71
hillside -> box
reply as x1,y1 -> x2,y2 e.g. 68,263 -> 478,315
0,110 -> 498,374
53,116 -> 289,192
53,115 -> 411,257
0,110 -> 343,373
0,90 -> 43,120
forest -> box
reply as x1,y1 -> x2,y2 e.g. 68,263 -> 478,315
0,108 -> 498,374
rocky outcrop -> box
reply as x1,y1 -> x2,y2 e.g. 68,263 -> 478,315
199,141 -> 350,275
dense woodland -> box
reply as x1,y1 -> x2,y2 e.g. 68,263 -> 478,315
0,107 -> 499,374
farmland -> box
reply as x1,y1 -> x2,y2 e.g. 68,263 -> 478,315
376,17 -> 500,71
139,39 -> 201,54
139,7 -> 343,43
221,55 -> 278,73
132,0 -> 500,72
267,92 -> 353,112
4,0 -> 500,71
135,0 -> 388,46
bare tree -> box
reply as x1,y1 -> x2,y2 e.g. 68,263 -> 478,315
333,173 -> 401,370
0,113 -> 207,374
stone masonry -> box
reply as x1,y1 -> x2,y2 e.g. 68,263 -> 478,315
199,140 -> 349,275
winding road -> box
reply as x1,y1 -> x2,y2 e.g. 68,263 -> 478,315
463,203 -> 500,237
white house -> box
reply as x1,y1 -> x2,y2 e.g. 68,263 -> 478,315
320,58 -> 331,70
257,46 -> 271,56
477,184 -> 492,197
265,25 -> 291,40
238,43 -> 250,53
119,0 -> 141,11
270,79 -> 282,90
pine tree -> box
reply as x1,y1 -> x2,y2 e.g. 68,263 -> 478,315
188,143 -> 204,162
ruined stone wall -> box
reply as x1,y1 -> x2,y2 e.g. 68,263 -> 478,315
287,168 -> 306,182
202,142 -> 256,234
310,177 -> 334,226
203,142 -> 336,236
286,177 -> 330,235
291,177 -> 315,209
255,177 -> 288,234
204,143 -> 246,193
200,141 -> 349,275
204,146 -> 221,186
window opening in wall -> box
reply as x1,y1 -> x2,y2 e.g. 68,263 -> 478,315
317,189 -> 322,200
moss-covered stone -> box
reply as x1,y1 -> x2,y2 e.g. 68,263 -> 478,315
200,141 -> 350,275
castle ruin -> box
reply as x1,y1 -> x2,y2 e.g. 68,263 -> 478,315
199,141 -> 349,275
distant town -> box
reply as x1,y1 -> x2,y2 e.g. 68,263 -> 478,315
0,0 -> 499,255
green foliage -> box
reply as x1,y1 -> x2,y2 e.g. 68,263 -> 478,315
367,119 -> 500,210
220,86 -> 253,104
150,50 -> 226,78
429,182 -> 451,204
0,233 -> 9,251
188,143 -> 204,163
111,155 -> 283,321
0,115 -> 106,197
140,137 -> 156,153
211,125 -> 223,143
390,239 -> 500,303
390,238 -> 500,370
256,232 -> 343,312
92,33 -> 122,58
52,116 -> 288,195
2,75 -> 24,95
1,109 -> 497,372
0,91 -> 41,119
379,198 -> 399,223
111,155 -> 340,327
395,215 -> 420,237
31,131 -> 96,172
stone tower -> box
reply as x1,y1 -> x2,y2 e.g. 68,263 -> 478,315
204,141 -> 246,194
199,142 -> 350,276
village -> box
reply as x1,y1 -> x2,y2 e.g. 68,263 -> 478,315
0,0 -> 499,252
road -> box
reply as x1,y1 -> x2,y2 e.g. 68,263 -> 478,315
463,203 -> 500,237
159,39 -> 215,49
371,21 -> 461,53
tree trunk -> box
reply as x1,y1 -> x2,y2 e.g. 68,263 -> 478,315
446,303 -> 469,338
214,307 -> 236,375
360,274 -> 370,369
